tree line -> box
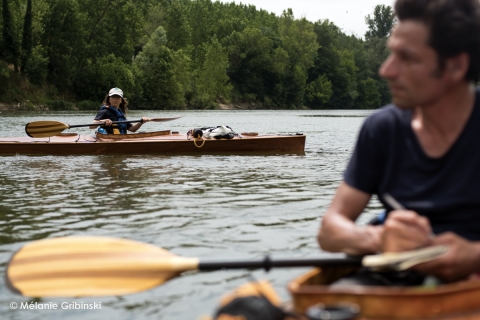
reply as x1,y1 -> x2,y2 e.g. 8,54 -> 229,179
0,0 -> 395,109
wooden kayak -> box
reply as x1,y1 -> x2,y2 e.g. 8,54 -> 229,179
0,130 -> 306,155
287,266 -> 480,319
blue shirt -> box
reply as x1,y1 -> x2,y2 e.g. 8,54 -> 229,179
344,90 -> 480,240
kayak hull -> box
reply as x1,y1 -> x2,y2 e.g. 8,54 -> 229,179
0,132 -> 306,155
287,267 -> 480,319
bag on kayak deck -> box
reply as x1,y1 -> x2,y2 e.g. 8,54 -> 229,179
186,128 -> 204,139
212,280 -> 293,320
201,126 -> 237,139
187,126 -> 241,141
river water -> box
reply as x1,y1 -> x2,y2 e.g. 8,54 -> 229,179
0,109 -> 382,320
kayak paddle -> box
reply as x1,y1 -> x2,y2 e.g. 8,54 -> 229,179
25,117 -> 183,138
6,236 -> 447,298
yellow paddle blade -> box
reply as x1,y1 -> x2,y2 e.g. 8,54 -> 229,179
25,121 -> 69,138
6,236 -> 199,298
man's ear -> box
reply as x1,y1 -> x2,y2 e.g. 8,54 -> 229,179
446,52 -> 470,81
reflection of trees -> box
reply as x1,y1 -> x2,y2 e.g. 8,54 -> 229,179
94,155 -> 161,212
96,155 -> 128,185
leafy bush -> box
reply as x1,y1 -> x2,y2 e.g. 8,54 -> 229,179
0,62 -> 10,97
76,100 -> 100,110
46,100 -> 74,110
25,46 -> 49,86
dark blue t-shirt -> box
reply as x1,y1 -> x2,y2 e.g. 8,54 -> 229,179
344,90 -> 480,240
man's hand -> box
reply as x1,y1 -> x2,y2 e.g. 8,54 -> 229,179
382,210 -> 433,252
414,232 -> 480,282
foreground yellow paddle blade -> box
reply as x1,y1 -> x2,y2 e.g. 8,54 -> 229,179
6,236 -> 199,297
25,121 -> 69,138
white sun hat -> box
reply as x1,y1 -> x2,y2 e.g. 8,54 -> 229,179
108,87 -> 123,97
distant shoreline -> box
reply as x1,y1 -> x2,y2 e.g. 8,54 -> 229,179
0,102 -> 263,111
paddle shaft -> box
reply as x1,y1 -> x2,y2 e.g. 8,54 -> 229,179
25,117 -> 182,138
73,117 -> 182,128
199,255 -> 363,271
72,119 -> 145,128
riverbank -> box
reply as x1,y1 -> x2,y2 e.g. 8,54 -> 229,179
0,102 -> 50,111
217,103 -> 259,110
0,102 -> 262,111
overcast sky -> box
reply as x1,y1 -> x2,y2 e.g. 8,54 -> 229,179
231,0 -> 395,39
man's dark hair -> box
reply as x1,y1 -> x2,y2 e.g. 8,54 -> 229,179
395,0 -> 480,82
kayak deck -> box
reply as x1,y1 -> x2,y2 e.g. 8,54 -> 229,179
211,267 -> 480,320
0,131 -> 306,155
287,267 -> 480,319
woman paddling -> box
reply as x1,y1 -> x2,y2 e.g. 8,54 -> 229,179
90,87 -> 149,134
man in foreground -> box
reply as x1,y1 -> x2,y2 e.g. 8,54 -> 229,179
318,0 -> 480,285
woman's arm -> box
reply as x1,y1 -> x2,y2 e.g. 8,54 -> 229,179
89,119 -> 112,129
128,117 -> 150,132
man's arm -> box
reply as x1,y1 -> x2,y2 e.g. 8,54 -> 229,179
317,182 -> 383,256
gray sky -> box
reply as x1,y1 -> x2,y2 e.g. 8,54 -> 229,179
232,0 -> 395,38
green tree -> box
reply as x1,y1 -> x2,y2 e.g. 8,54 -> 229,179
170,49 -> 192,106
194,36 -> 232,107
212,16 -> 247,41
278,9 -> 319,107
24,45 -> 49,85
0,62 -> 10,97
41,0 -> 85,91
133,26 -> 188,109
2,0 -> 19,72
0,0 -> 397,110
308,20 -> 358,108
18,0 -> 48,87
356,77 -> 381,108
164,0 -> 192,51
189,0 -> 215,58
279,10 -> 318,74
20,0 -> 33,75
76,0 -> 145,61
209,2 -> 277,41
363,5 -> 395,106
364,4 -> 395,41
364,37 -> 391,105
224,26 -> 276,103
305,74 -> 333,108
76,54 -> 134,101
71,0 -> 145,97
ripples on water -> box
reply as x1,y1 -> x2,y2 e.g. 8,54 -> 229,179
0,110 -> 382,320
